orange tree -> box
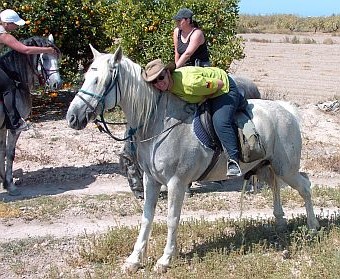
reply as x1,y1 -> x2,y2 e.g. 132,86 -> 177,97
4,0 -> 111,80
102,0 -> 244,70
2,0 -> 243,79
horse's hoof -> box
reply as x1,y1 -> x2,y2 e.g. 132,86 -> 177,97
8,188 -> 21,196
275,218 -> 288,232
308,220 -> 320,231
121,261 -> 140,274
154,263 -> 169,273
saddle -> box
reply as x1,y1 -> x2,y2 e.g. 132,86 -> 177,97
193,101 -> 266,179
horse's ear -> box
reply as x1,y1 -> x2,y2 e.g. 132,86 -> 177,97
113,46 -> 123,63
48,34 -> 54,44
89,44 -> 101,59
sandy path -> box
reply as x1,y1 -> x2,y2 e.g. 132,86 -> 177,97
230,33 -> 340,104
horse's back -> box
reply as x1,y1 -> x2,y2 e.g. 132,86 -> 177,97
231,75 -> 261,99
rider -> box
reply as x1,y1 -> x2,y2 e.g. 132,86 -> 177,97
0,9 -> 57,133
173,8 -> 210,68
142,59 -> 247,177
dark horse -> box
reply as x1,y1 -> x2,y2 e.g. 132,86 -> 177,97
0,35 -> 62,195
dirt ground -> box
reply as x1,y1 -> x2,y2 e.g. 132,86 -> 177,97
0,32 -> 339,277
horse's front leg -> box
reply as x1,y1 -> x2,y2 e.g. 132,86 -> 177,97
4,131 -> 21,196
154,178 -> 186,273
122,173 -> 161,273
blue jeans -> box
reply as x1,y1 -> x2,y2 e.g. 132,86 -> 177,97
209,76 -> 247,162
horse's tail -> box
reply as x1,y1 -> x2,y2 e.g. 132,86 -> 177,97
276,101 -> 301,125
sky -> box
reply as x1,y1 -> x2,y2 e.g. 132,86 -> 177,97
239,0 -> 340,17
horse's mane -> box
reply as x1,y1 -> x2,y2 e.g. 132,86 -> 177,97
103,55 -> 159,132
121,57 -> 161,129
21,36 -> 55,48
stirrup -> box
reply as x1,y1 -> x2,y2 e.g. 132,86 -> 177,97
226,159 -> 242,177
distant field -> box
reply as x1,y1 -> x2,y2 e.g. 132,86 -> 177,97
230,33 -> 340,104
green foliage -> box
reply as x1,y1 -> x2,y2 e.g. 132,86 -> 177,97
4,0 -> 112,80
2,0 -> 243,79
99,0 -> 244,70
238,13 -> 340,34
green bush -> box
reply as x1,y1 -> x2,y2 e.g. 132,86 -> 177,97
2,0 -> 243,80
4,0 -> 111,81
102,0 -> 244,70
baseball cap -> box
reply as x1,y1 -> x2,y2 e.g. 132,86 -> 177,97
0,9 -> 26,26
173,8 -> 194,20
142,59 -> 176,82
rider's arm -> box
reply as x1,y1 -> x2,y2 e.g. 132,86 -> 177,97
0,33 -> 56,55
173,28 -> 180,64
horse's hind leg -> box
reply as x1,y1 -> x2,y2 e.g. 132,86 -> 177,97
257,166 -> 286,229
281,172 -> 319,230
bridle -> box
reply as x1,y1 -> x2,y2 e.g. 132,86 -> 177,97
76,63 -> 130,141
36,53 -> 60,88
26,49 -> 60,92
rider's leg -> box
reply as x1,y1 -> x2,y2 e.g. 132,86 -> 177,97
0,68 -> 26,132
209,76 -> 246,176
119,140 -> 144,199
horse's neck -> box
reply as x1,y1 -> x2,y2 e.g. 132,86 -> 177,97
116,59 -> 195,138
120,90 -> 195,139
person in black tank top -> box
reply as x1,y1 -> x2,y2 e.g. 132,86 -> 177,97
120,9 -> 213,199
172,8 -> 210,68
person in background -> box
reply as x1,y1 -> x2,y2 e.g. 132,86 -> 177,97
142,59 -> 247,177
121,8 -> 211,197
0,9 -> 57,133
173,8 -> 210,68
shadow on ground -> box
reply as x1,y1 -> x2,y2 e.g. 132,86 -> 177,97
0,162 -> 124,202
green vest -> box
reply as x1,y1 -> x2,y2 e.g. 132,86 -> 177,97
169,66 -> 229,103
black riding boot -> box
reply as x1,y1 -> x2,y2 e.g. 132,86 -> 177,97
3,88 -> 21,129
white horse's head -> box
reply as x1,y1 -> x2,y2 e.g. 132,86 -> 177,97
39,34 -> 62,90
27,34 -> 62,90
66,45 -> 123,130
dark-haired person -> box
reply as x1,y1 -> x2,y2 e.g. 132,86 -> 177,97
173,8 -> 210,68
0,9 -> 57,133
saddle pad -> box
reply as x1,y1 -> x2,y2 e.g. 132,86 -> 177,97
193,108 -> 266,163
193,109 -> 216,150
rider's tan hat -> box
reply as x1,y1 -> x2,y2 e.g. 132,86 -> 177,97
142,59 -> 176,82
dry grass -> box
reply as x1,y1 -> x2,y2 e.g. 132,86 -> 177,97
72,216 -> 340,278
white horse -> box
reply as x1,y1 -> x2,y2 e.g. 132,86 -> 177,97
66,46 -> 319,273
0,35 -> 62,195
